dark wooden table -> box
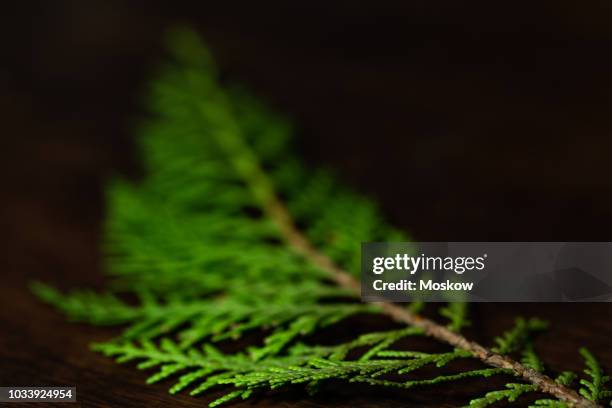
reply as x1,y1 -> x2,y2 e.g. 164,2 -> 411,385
2,225 -> 611,407
3,1 -> 612,406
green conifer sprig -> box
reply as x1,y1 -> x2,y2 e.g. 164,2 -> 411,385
468,383 -> 539,407
92,327 -> 506,407
522,344 -> 545,372
580,348 -> 611,403
468,320 -> 546,407
439,302 -> 471,332
527,373 -> 578,408
33,27 -> 609,407
32,280 -> 377,355
558,372 -> 579,387
492,317 -> 549,355
530,400 -> 571,407
468,339 -> 612,408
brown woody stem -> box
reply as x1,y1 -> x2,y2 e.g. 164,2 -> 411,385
266,196 -> 596,408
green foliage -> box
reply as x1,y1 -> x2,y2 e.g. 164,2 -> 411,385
469,345 -> 611,408
468,383 -> 538,407
526,371 -> 576,408
32,27 -> 610,407
99,27 -> 406,300
439,302 -> 471,332
555,371 -> 577,387
579,347 -> 611,403
31,281 -> 376,358
521,343 -> 544,372
492,317 -> 548,355
468,318 -> 545,407
92,325 -> 493,406
529,400 -> 569,408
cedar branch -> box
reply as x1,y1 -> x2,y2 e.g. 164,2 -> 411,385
207,98 -> 598,408
268,194 -> 596,408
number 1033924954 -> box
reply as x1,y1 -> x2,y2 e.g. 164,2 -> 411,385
1,387 -> 76,402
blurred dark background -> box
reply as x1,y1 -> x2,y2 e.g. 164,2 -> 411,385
5,0 -> 612,243
1,1 -> 611,407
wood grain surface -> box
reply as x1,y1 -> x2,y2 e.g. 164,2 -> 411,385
2,1 -> 612,406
